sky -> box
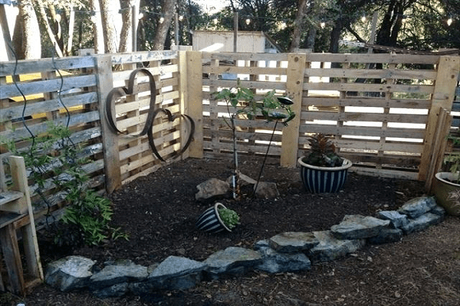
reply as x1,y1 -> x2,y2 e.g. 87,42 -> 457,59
194,0 -> 228,14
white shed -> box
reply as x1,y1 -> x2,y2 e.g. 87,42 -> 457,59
193,31 -> 280,53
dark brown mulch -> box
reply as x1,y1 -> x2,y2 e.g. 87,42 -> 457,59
4,156 -> 460,306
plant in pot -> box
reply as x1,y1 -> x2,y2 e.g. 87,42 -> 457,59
432,133 -> 460,216
298,133 -> 352,193
196,203 -> 240,233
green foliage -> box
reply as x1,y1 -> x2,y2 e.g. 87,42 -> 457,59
213,80 -> 295,126
304,133 -> 344,167
218,208 -> 240,230
443,133 -> 460,184
1,122 -> 128,246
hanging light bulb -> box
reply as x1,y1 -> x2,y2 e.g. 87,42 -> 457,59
280,22 -> 287,30
361,15 -> 366,22
246,18 -> 251,25
320,22 -> 326,29
159,16 -> 165,24
447,17 -> 453,26
179,15 -> 184,21
213,18 -> 218,25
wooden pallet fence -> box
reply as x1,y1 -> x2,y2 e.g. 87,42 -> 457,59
199,52 -> 293,160
195,52 -> 460,180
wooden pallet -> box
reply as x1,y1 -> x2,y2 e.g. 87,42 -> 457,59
0,156 -> 43,295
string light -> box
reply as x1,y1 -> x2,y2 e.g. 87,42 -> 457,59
159,16 -> 164,24
245,18 -> 251,25
213,18 -> 218,24
179,15 -> 184,21
361,15 -> 366,22
320,22 -> 326,29
447,17 -> 453,26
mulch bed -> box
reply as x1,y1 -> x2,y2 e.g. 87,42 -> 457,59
5,156 -> 460,305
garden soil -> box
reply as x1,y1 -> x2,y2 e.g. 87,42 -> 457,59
3,156 -> 460,306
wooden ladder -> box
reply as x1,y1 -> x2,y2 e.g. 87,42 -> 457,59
0,155 -> 43,295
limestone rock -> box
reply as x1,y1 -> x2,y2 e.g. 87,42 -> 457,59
368,228 -> 403,244
195,178 -> 230,201
45,256 -> 95,292
90,259 -> 148,289
398,196 -> 437,219
269,232 -> 319,253
377,211 -> 409,229
401,212 -> 443,234
309,231 -> 365,262
256,247 -> 311,273
148,256 -> 207,290
205,247 -> 262,278
331,215 -> 390,240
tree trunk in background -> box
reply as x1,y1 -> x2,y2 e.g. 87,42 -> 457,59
289,0 -> 308,52
34,0 -> 64,57
90,0 -> 104,54
99,0 -> 119,53
119,0 -> 140,52
13,0 -> 41,59
153,0 -> 177,50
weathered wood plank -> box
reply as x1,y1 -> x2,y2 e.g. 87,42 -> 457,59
1,75 -> 97,99
299,125 -> 426,139
203,65 -> 287,75
306,53 -> 440,65
202,52 -> 288,62
203,79 -> 286,91
304,82 -> 434,94
110,50 -> 177,65
0,92 -> 98,122
304,68 -> 437,80
301,111 -> 428,123
302,97 -> 431,109
0,56 -> 96,76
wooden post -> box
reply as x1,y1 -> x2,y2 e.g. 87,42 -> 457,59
186,51 -> 203,158
95,55 -> 122,193
280,53 -> 306,167
425,108 -> 452,192
178,50 -> 190,160
419,56 -> 460,181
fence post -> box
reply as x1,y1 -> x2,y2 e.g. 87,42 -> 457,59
95,55 -> 122,193
186,51 -> 204,158
280,53 -> 306,167
419,56 -> 460,181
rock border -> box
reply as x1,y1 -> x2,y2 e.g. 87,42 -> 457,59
45,196 -> 445,298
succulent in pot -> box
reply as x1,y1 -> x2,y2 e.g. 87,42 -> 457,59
298,133 -> 352,193
196,203 -> 240,233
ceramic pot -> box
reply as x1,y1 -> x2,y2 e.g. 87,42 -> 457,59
433,172 -> 460,216
196,202 -> 232,233
298,157 -> 352,193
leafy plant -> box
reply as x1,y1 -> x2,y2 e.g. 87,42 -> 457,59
213,80 -> 296,199
303,133 -> 344,167
218,207 -> 240,230
1,122 -> 128,246
443,133 -> 460,184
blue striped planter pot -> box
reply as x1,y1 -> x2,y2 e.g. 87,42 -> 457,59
298,157 -> 352,193
196,203 -> 232,233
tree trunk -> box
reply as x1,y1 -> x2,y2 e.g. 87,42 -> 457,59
90,0 -> 104,54
34,0 -> 63,57
153,0 -> 177,50
289,0 -> 308,52
13,0 -> 41,59
119,0 -> 139,53
99,0 -> 120,53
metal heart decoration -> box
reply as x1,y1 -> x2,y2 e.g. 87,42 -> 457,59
105,68 -> 194,161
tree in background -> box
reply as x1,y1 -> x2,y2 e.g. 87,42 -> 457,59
12,0 -> 41,59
